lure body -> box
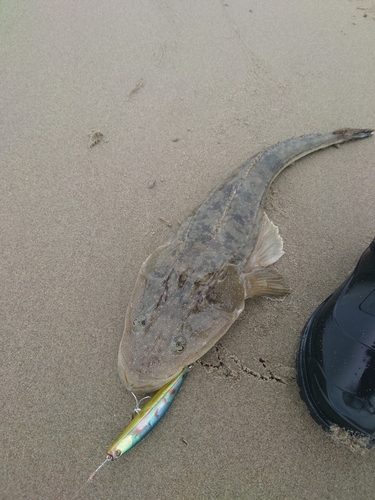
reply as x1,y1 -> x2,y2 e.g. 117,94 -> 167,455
107,368 -> 188,460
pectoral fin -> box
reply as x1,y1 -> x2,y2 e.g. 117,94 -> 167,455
243,268 -> 291,299
243,212 -> 290,299
244,213 -> 284,273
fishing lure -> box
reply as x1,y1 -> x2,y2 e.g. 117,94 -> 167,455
107,367 -> 189,460
74,367 -> 189,497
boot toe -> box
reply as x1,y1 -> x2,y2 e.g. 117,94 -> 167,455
297,239 -> 375,446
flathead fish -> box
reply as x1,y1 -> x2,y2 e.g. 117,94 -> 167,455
119,128 -> 373,393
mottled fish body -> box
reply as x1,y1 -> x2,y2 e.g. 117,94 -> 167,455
119,129 -> 373,393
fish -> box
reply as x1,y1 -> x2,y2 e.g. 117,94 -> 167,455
118,128 -> 373,394
107,368 -> 188,460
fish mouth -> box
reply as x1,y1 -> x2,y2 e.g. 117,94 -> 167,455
119,308 -> 181,393
118,353 -> 181,394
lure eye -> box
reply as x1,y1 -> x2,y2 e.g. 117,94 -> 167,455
171,335 -> 187,353
115,449 -> 121,458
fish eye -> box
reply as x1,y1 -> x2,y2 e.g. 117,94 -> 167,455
171,335 -> 187,353
178,270 -> 189,288
132,315 -> 147,332
217,269 -> 227,281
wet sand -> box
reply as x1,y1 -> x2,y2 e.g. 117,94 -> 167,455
2,1 -> 375,498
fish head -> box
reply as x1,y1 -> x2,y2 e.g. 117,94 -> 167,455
118,244 -> 245,393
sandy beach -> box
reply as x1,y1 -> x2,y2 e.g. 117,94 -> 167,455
2,1 -> 375,498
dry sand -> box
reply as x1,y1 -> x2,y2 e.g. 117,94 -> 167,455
2,1 -> 375,498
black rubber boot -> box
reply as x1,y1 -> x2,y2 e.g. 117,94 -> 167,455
297,238 -> 375,447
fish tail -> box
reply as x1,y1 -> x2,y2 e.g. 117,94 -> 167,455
333,128 -> 374,141
254,128 -> 373,183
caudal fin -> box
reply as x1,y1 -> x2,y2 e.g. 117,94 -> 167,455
333,128 -> 374,141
